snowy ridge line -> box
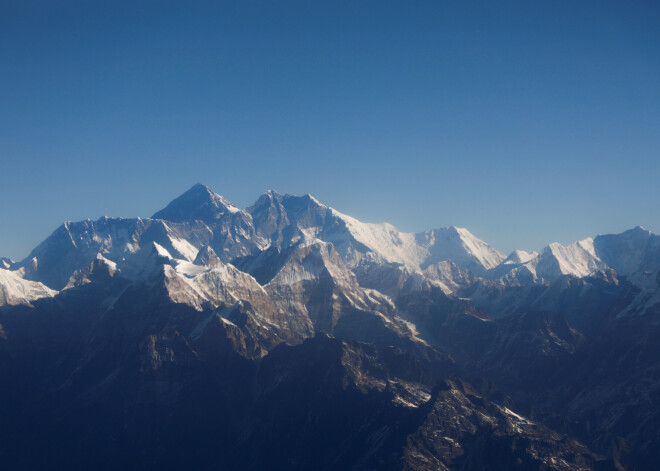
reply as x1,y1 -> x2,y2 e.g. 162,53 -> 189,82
3,185 -> 659,295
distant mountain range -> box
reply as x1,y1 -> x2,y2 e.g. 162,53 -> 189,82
1,184 -> 658,470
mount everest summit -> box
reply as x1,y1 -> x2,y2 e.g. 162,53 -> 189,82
1,184 -> 659,471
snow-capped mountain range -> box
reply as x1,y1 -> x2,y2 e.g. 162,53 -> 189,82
2,184 -> 660,470
2,183 -> 658,308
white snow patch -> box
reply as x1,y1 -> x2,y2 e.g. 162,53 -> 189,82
453,227 -> 506,270
153,242 -> 174,259
170,237 -> 199,262
500,406 -> 531,424
95,253 -> 118,275
547,238 -> 604,278
331,209 -> 426,269
0,269 -> 58,306
174,260 -> 211,278
363,289 -> 395,309
504,250 -> 538,265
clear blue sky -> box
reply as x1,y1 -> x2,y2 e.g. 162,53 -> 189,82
1,0 -> 659,259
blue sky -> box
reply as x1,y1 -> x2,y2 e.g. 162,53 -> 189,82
1,0 -> 659,259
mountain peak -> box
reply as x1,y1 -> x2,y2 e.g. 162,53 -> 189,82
152,184 -> 240,223
629,225 -> 651,235
303,193 -> 322,206
504,249 -> 537,265
194,245 -> 223,268
419,226 -> 505,272
0,268 -> 58,307
191,182 -> 210,191
248,189 -> 283,210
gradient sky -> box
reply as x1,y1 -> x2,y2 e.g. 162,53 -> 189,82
1,0 -> 659,260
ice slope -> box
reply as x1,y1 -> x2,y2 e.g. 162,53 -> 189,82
0,268 -> 57,307
15,217 -> 212,290
328,209 -> 426,269
534,238 -> 606,280
416,226 -> 506,273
